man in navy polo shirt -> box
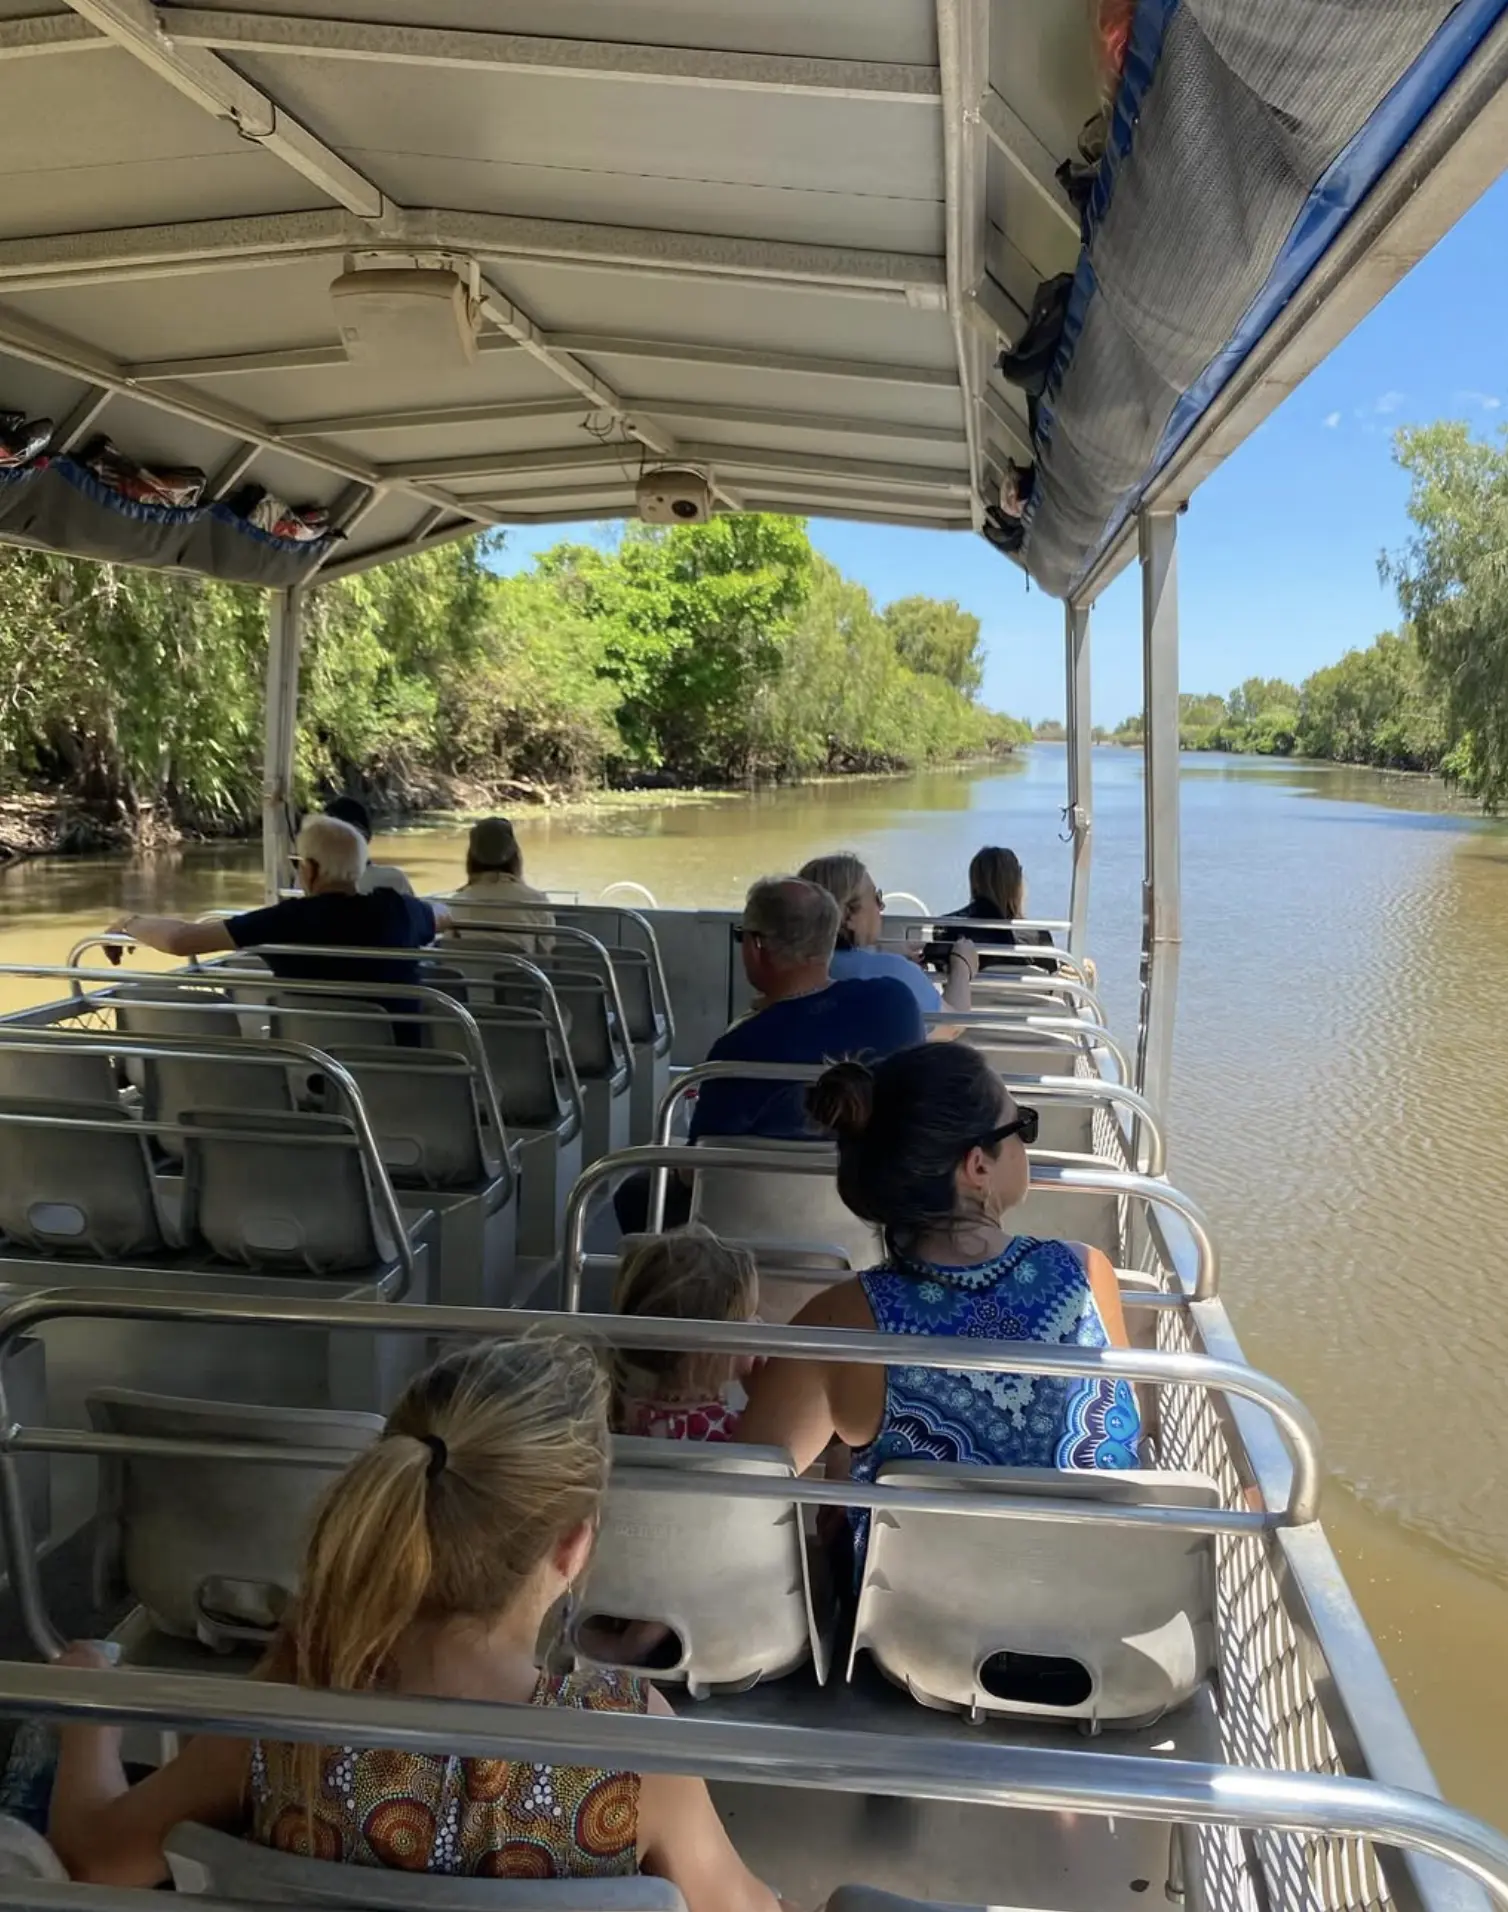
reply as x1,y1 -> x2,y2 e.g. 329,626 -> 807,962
614,876 -> 924,1232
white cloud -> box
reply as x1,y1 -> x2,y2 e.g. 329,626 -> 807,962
1322,411 -> 1341,429
1372,390 -> 1407,415
1455,388 -> 1502,412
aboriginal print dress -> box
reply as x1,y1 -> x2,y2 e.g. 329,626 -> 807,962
249,1669 -> 648,1879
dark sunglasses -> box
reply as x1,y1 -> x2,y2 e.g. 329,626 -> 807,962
974,1107 -> 1039,1151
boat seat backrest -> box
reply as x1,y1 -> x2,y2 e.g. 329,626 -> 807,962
319,1045 -> 495,1189
166,1822 -> 686,1908
688,1141 -> 881,1273
88,1388 -> 381,1646
0,1042 -> 120,1105
115,988 -> 293,1159
965,1035 -> 1077,1079
1011,1185 -> 1122,1261
0,1098 -> 164,1258
573,1438 -> 824,1698
474,1006 -> 572,1131
1030,1102 -> 1095,1156
180,1108 -> 395,1275
851,1462 -> 1220,1727
531,971 -> 619,1082
269,991 -> 397,1054
602,949 -> 659,1045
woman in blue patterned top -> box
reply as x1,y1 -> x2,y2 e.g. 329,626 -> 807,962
739,1042 -> 1140,1568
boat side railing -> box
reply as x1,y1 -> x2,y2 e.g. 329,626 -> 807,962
0,1288 -> 1321,1656
922,1010 -> 1130,1082
653,1060 -> 1165,1175
559,1144 -> 1216,1306
0,1658 -> 1499,1908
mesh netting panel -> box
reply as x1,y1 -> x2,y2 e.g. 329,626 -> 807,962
1026,0 -> 1461,596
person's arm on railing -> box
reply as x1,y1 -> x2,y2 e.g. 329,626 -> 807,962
637,1688 -> 786,1911
104,913 -> 235,963
939,936 -> 978,1014
48,1643 -> 248,1884
1083,1245 -> 1133,1347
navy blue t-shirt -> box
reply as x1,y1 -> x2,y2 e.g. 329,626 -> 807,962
689,977 -> 926,1142
228,889 -> 437,1009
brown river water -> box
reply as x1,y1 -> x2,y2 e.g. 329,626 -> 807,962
1,744 -> 1506,1823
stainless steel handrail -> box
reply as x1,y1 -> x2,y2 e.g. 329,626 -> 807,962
925,1010 -> 1130,1082
653,1061 -> 1165,1176
448,949 -> 586,1138
969,971 -> 1106,1018
435,897 -> 676,1047
563,1142 -> 1217,1304
438,924 -> 637,1089
0,1288 -> 1319,1547
2,961 -> 515,1201
598,880 -> 659,908
0,1664 -> 1500,1904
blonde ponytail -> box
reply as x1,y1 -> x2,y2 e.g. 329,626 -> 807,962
267,1334 -> 612,1829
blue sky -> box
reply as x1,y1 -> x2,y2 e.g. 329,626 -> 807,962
491,175 -> 1508,727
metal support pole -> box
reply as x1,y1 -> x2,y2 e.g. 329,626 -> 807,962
1136,511 -> 1182,1123
261,585 -> 304,901
1065,599 -> 1093,957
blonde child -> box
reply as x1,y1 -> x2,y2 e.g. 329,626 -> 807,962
611,1226 -> 759,1442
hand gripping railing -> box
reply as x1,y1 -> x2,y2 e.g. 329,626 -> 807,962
0,1286 -> 1319,1645
1,1656 -> 1502,1907
3,960 -> 517,1205
562,1145 -> 1216,1309
653,1061 -> 1166,1176
924,1009 -> 1131,1083
0,1031 -> 418,1294
435,897 -> 675,1047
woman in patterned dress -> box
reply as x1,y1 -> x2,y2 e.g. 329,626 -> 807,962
49,1338 -> 782,1912
739,1041 -> 1141,1574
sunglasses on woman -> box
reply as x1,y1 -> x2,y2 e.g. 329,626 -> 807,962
973,1107 -> 1039,1150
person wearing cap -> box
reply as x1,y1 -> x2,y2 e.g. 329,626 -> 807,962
323,796 -> 415,897
446,817 -> 555,952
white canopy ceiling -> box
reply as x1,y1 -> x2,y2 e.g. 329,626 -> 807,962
0,1 -> 1503,594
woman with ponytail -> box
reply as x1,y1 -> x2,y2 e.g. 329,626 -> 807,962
49,1338 -> 782,1911
739,1043 -> 1141,1574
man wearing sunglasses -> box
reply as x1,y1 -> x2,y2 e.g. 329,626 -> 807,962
106,814 -> 450,1041
614,876 -> 924,1233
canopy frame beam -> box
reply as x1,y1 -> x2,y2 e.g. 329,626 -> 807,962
1135,508 -> 1182,1128
1065,599 -> 1093,960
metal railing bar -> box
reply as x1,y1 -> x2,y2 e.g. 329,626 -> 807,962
434,899 -> 676,1046
0,1665 -> 1503,1904
0,1289 -> 1310,1515
653,1061 -> 1164,1175
565,1146 -> 1216,1306
0,1427 -> 1267,1538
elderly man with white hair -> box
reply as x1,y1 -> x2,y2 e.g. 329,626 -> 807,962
106,815 -> 450,1037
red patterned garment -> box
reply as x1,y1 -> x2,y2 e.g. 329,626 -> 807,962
249,1669 -> 647,1878
616,1394 -> 742,1443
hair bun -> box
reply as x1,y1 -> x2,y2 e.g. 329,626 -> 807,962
807,1059 -> 875,1139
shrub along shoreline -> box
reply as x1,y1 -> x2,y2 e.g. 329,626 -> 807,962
0,516 -> 1028,858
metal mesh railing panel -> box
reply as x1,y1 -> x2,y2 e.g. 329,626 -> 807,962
1154,1289 -> 1391,1912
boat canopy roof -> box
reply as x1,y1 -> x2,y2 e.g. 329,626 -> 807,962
0,0 -> 1504,597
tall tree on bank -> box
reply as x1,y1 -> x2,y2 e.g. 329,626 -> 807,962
1386,421 -> 1508,806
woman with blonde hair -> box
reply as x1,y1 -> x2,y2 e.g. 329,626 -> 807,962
48,1338 -> 782,1910
798,851 -> 976,1016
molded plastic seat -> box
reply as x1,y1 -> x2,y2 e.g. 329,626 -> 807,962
269,990 -> 396,1053
0,1098 -> 164,1258
180,1109 -> 401,1277
320,1045 -> 499,1190
0,1042 -> 120,1105
572,1438 -> 827,1699
88,1388 -> 380,1648
115,986 -> 293,1160
850,1463 -> 1219,1727
167,1822 -> 687,1909
688,1140 -> 881,1283
475,1005 -> 577,1137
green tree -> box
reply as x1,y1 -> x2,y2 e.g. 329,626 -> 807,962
1386,420 -> 1508,803
881,596 -> 985,697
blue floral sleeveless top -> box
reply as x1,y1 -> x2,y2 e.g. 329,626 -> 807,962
850,1237 -> 1142,1564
